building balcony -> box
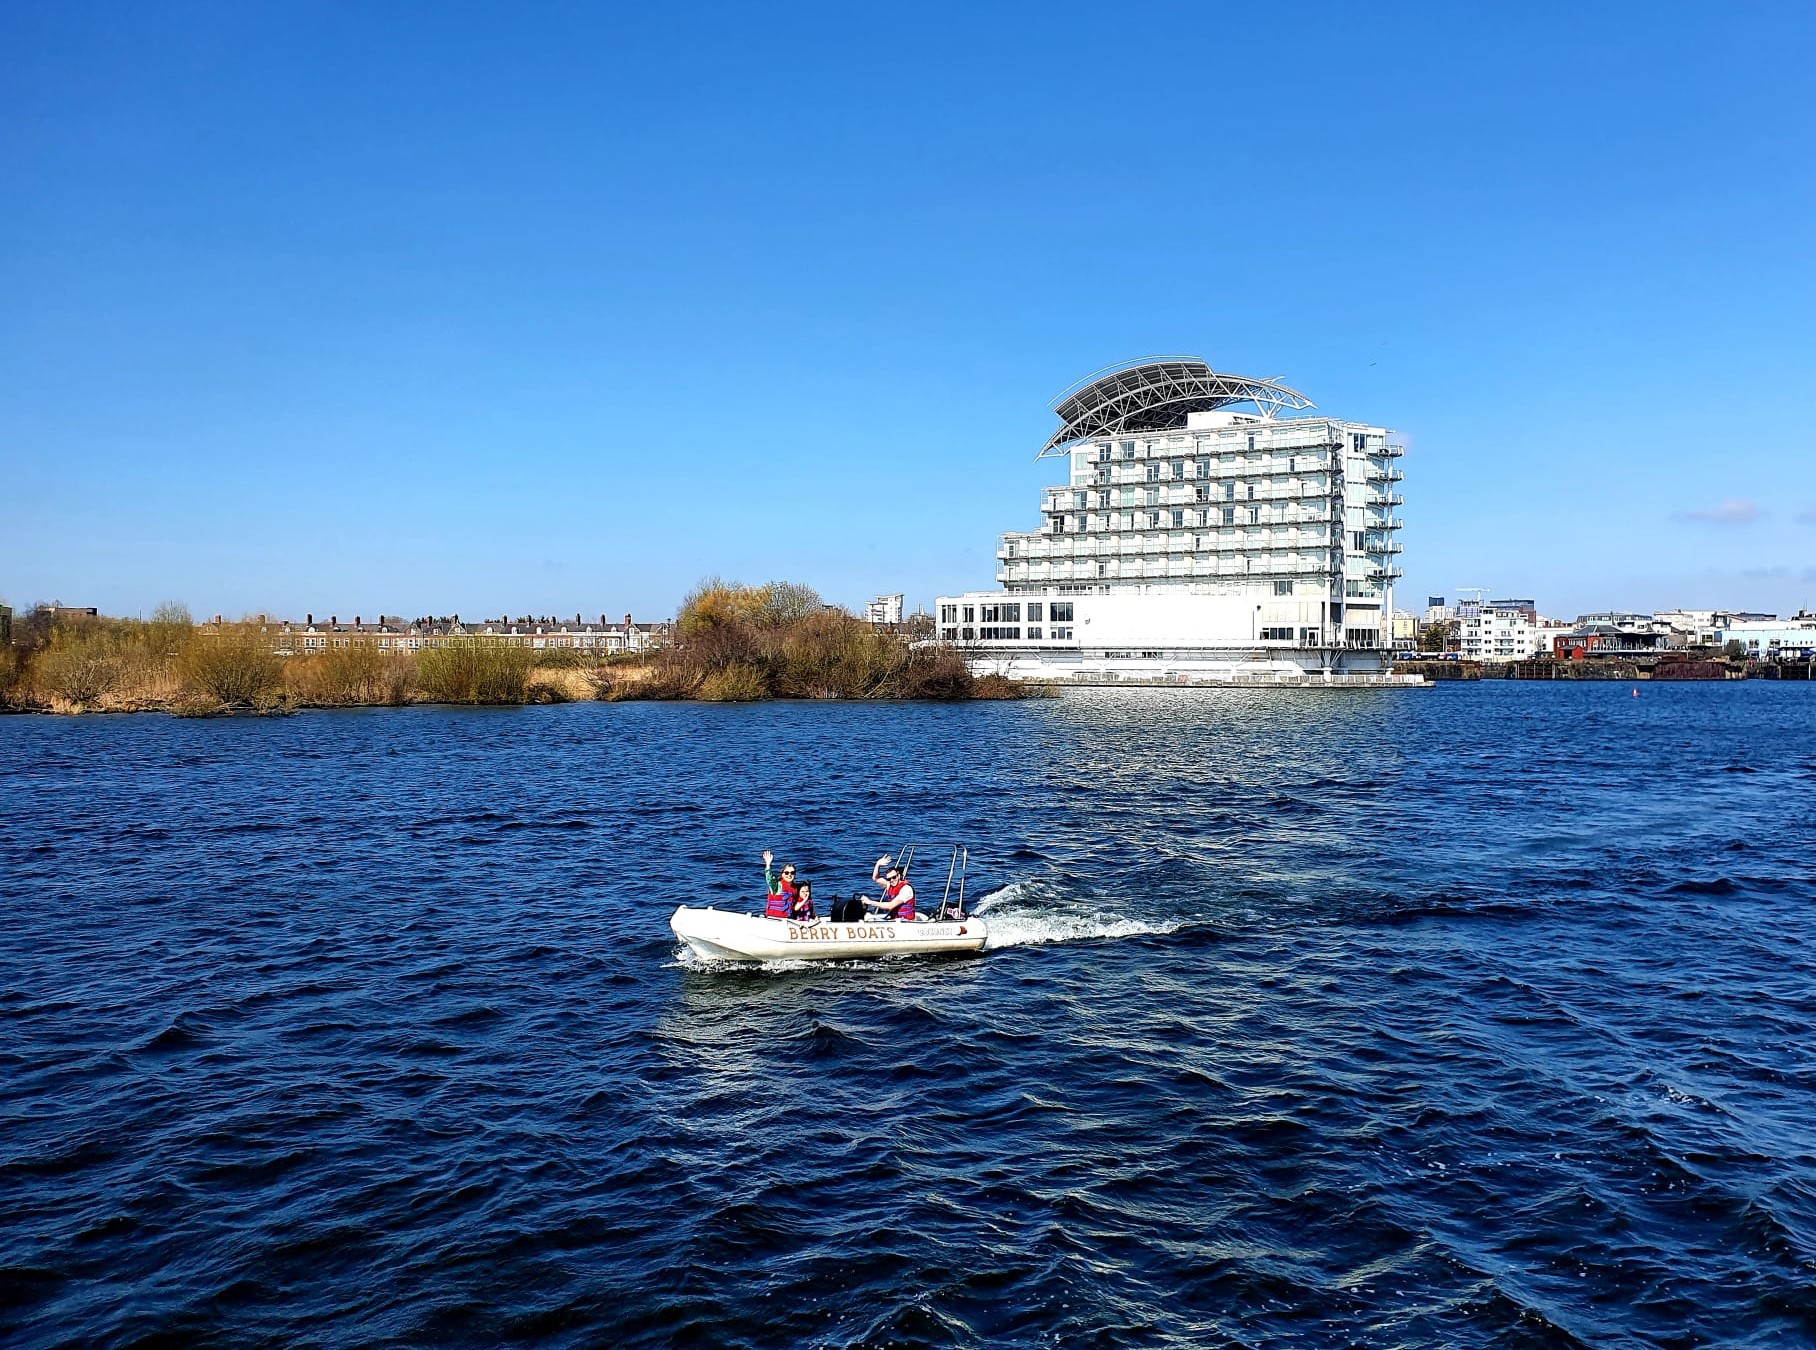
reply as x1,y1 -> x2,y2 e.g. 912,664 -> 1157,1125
1365,467 -> 1404,484
1366,492 -> 1404,509
1367,565 -> 1404,582
1380,443 -> 1405,458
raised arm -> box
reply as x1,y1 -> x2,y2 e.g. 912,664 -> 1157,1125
763,848 -> 778,895
872,854 -> 890,886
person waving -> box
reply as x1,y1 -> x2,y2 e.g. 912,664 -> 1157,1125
762,849 -> 798,920
865,854 -> 916,923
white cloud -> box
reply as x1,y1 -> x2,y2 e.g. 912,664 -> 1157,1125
1674,499 -> 1763,525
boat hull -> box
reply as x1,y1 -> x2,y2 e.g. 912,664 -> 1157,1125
670,906 -> 987,963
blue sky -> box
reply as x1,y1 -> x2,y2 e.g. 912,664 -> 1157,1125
3,2 -> 1814,621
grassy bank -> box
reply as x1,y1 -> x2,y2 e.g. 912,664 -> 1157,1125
0,585 -> 1045,715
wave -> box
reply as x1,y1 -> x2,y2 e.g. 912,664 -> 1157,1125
972,880 -> 1183,950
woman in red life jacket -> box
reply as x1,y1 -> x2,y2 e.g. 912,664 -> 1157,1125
762,849 -> 797,920
864,854 -> 916,923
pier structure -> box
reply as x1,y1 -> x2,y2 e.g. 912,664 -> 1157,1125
936,357 -> 1410,684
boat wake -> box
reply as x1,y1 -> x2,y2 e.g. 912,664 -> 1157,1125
973,880 -> 1183,950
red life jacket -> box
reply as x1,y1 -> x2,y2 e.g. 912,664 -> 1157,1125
766,878 -> 796,919
885,878 -> 915,923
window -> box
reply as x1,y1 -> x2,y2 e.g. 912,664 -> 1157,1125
1300,626 -> 1320,644
1247,484 -> 1257,500
1120,441 -> 1135,459
1026,602 -> 1043,622
1171,510 -> 1184,527
1140,651 -> 1162,659
1347,628 -> 1378,647
1248,507 -> 1260,524
1171,460 -> 1185,479
1195,459 -> 1210,478
1097,444 -> 1112,462
1097,490 -> 1110,508
1354,531 -> 1366,551
1049,602 -> 1074,621
1223,507 -> 1236,525
1147,510 -> 1161,528
1224,482 -> 1236,501
979,626 -> 1021,641
962,606 -> 974,622
1145,487 -> 1159,506
1052,626 -> 1073,639
1095,467 -> 1110,485
1248,435 -> 1256,450
1197,510 -> 1209,527
1146,463 -> 1160,482
940,627 -> 957,641
1288,457 -> 1296,473
1275,580 -> 1293,596
939,604 -> 957,624
1074,491 -> 1087,509
1096,563 -> 1107,577
1051,515 -> 1066,533
1194,486 -> 1208,502
1119,486 -> 1134,506
961,627 -> 974,640
1261,627 -> 1294,641
980,603 -> 1021,622
1026,627 -> 1042,640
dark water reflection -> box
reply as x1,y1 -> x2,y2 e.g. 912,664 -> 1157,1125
2,685 -> 1814,1347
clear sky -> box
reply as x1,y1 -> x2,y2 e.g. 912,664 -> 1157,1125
4,2 -> 1814,622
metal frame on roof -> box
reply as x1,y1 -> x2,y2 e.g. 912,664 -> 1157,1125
1038,357 -> 1315,457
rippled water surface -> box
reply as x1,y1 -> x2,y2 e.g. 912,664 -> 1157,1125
3,684 -> 1815,1348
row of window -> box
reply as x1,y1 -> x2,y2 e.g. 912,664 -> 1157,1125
1063,481 -> 1333,511
1054,509 -> 1334,532
1097,436 -> 1340,462
939,602 -> 1075,625
938,626 -> 1077,643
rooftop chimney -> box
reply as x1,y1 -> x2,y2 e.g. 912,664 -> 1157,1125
306,613 -> 313,626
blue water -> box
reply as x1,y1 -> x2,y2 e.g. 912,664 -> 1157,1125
2,684 -> 1814,1348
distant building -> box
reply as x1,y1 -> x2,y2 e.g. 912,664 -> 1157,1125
936,357 -> 1406,682
236,612 -> 672,657
48,603 -> 98,620
1457,604 -> 1549,662
1553,624 -> 1669,659
0,604 -> 11,645
1712,617 -> 1816,659
863,593 -> 905,625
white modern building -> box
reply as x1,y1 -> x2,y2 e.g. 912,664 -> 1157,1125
863,593 -> 905,625
935,358 -> 1412,684
1457,604 -> 1551,662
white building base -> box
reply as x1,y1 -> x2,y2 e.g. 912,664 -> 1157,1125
966,650 -> 1424,687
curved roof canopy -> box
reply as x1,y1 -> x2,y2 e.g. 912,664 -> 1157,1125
1038,357 -> 1314,457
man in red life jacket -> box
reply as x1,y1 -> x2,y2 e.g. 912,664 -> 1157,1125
762,849 -> 798,920
864,854 -> 916,923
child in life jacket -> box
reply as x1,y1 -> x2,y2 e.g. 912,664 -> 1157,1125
789,878 -> 816,922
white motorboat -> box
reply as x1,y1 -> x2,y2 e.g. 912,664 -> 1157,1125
669,906 -> 987,963
671,842 -> 986,964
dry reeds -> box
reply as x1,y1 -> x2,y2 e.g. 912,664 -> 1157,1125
286,645 -> 413,706
416,638 -> 536,705
637,578 -> 1036,702
177,626 -> 284,708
